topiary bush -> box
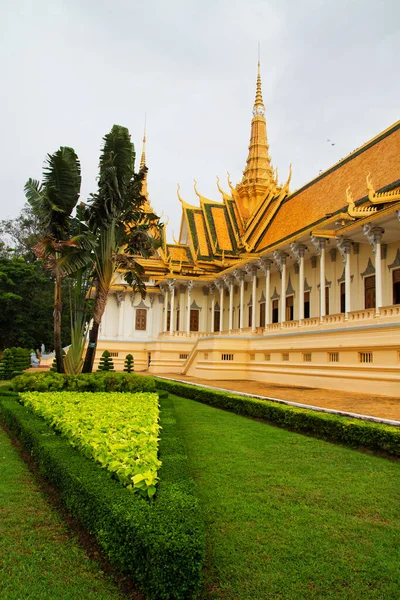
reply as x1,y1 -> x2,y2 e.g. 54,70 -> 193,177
0,348 -> 15,380
124,354 -> 134,373
97,350 -> 114,372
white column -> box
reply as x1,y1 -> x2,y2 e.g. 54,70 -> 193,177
251,268 -> 257,332
259,258 -> 272,327
168,280 -> 175,335
290,243 -> 307,322
363,226 -> 384,315
281,261 -> 286,324
163,286 -> 169,332
219,281 -> 224,332
375,237 -> 383,314
319,240 -> 326,319
299,254 -> 305,321
228,278 -> 234,332
186,281 -> 193,334
337,238 -> 352,318
210,285 -> 215,333
117,292 -> 125,338
272,252 -> 288,324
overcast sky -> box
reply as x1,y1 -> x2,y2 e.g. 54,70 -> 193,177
1,0 -> 399,240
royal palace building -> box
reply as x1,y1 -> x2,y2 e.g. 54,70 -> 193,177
96,63 -> 400,396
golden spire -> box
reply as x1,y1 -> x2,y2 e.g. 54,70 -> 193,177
254,60 -> 264,108
139,116 -> 153,212
235,58 -> 280,220
140,115 -> 146,169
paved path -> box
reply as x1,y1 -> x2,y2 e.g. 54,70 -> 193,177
156,373 -> 400,421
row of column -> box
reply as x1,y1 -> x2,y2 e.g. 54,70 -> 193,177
161,280 -> 194,335
160,226 -> 386,334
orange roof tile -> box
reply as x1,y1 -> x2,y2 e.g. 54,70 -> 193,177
193,212 -> 210,256
257,123 -> 400,250
168,246 -> 190,262
211,207 -> 233,251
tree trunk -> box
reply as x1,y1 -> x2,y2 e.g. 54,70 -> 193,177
82,282 -> 109,373
54,275 -> 64,373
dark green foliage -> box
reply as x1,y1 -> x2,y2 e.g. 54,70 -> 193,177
11,371 -> 155,393
50,349 -> 66,372
0,256 -> 71,350
0,349 -> 14,380
123,354 -> 134,373
156,379 -> 400,457
0,347 -> 31,380
97,350 -> 114,372
0,393 -> 204,600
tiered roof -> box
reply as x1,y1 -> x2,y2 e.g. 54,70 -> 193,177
138,64 -> 400,281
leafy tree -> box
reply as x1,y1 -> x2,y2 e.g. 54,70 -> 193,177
123,353 -> 134,373
24,147 -> 85,373
82,125 -> 162,373
0,204 -> 44,262
0,256 -> 70,350
97,350 -> 114,371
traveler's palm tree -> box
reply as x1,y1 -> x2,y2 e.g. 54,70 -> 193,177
24,148 -> 88,372
82,125 -> 162,373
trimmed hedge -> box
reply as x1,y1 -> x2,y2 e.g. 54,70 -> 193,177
155,378 -> 400,457
0,392 -> 204,600
11,372 -> 155,393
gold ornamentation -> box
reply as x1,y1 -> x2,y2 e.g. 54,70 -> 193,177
367,173 -> 400,204
346,185 -> 377,218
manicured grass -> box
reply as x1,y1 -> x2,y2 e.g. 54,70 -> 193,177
0,425 -> 129,600
171,395 -> 400,600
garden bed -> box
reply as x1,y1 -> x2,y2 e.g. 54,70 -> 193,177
0,389 -> 204,600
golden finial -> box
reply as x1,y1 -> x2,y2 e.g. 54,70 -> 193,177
227,171 -> 234,192
172,231 -> 179,245
254,54 -> 264,108
177,184 -> 184,204
193,178 -> 200,198
140,114 -> 147,169
366,172 -> 375,201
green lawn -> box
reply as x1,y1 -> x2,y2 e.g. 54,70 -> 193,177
171,395 -> 400,600
0,425 -> 131,600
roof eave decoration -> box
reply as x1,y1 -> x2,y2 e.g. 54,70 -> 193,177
366,173 -> 400,204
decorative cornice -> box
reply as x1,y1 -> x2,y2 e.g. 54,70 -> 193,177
360,257 -> 375,278
115,291 -> 124,307
310,236 -> 326,255
233,268 -> 245,284
258,257 -> 273,274
271,286 -> 280,300
388,248 -> 400,270
272,250 -> 289,273
336,238 -> 352,265
362,224 -> 384,255
337,268 -> 354,284
134,299 -> 149,309
286,275 -> 296,296
290,242 -> 307,264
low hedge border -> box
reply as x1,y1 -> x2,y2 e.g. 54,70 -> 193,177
155,378 -> 400,457
0,391 -> 204,600
11,372 -> 156,393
